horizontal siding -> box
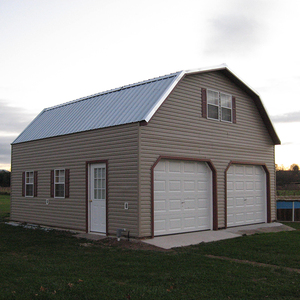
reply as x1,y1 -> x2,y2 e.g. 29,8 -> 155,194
11,123 -> 139,236
139,71 -> 276,237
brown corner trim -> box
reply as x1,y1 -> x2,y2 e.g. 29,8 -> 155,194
224,161 -> 271,229
150,156 -> 218,238
85,160 -> 109,235
139,120 -> 148,126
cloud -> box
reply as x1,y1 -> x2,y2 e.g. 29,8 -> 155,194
206,15 -> 260,54
0,100 -> 36,133
271,111 -> 300,123
203,0 -> 274,56
0,100 -> 35,165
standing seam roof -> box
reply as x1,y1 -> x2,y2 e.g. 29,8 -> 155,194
12,72 -> 182,144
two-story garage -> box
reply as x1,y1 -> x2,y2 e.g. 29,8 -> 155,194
10,64 -> 280,238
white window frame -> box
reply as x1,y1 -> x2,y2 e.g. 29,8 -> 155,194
54,169 -> 65,198
207,89 -> 233,123
25,171 -> 34,197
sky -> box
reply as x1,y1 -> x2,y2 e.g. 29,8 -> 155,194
1,0 -> 300,171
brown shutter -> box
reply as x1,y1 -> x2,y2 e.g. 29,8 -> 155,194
65,169 -> 70,198
34,171 -> 38,197
50,170 -> 54,197
22,172 -> 25,197
232,96 -> 236,124
201,88 -> 207,118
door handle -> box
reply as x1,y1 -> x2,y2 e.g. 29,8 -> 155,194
89,200 -> 93,202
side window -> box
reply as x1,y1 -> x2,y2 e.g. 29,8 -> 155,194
22,171 -> 38,197
55,169 -> 65,198
25,171 -> 34,197
50,169 -> 70,198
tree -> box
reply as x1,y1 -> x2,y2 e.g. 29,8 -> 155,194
0,170 -> 10,187
290,164 -> 299,172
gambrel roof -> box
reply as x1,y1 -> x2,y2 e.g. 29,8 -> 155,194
13,64 -> 280,145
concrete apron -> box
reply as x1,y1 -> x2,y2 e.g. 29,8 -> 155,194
142,222 -> 295,250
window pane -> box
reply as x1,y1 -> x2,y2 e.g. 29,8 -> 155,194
221,93 -> 232,108
207,90 -> 219,105
55,184 -> 65,197
26,172 -> 33,184
208,104 -> 219,119
26,184 -> 33,196
101,189 -> 106,200
222,107 -> 232,122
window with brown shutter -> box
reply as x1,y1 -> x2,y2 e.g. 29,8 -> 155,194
23,171 -> 37,197
51,169 -> 70,198
204,88 -> 236,123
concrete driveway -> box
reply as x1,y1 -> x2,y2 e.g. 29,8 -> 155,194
142,222 -> 294,249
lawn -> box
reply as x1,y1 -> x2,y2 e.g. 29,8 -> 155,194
277,190 -> 300,196
1,195 -> 300,299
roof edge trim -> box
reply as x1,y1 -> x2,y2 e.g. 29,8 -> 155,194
143,71 -> 186,123
11,109 -> 46,145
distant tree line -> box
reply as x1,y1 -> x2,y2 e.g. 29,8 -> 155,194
276,164 -> 300,190
0,170 -> 10,187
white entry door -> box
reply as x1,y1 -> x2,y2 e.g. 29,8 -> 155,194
227,164 -> 266,227
90,163 -> 106,233
154,160 -> 212,236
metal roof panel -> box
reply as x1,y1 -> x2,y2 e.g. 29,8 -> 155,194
13,72 -> 181,144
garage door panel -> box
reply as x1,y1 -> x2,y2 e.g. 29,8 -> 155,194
184,161 -> 196,173
227,164 -> 266,227
169,180 -> 181,191
154,219 -> 166,232
245,197 -> 254,206
155,180 -> 166,191
255,181 -> 264,190
169,161 -> 181,173
197,181 -> 209,190
236,181 -> 244,190
235,165 -> 245,174
246,182 -> 254,190
155,199 -> 167,210
184,217 -> 197,228
184,198 -> 196,210
169,199 -> 181,211
154,160 -> 212,236
184,180 -> 196,191
155,160 -> 166,172
169,218 -> 181,230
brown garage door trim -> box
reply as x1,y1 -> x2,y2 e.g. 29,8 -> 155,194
225,161 -> 271,229
151,156 -> 218,238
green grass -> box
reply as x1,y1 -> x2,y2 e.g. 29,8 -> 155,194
0,194 -> 10,222
277,190 -> 300,196
1,194 -> 300,299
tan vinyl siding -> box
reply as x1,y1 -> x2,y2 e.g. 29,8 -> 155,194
11,123 -> 139,236
139,71 -> 276,237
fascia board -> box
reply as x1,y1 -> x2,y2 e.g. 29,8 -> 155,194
143,71 -> 186,123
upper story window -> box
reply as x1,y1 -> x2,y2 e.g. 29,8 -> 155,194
202,88 -> 236,123
207,90 -> 232,122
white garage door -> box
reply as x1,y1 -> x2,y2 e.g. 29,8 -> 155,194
154,159 -> 212,236
227,164 -> 266,227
